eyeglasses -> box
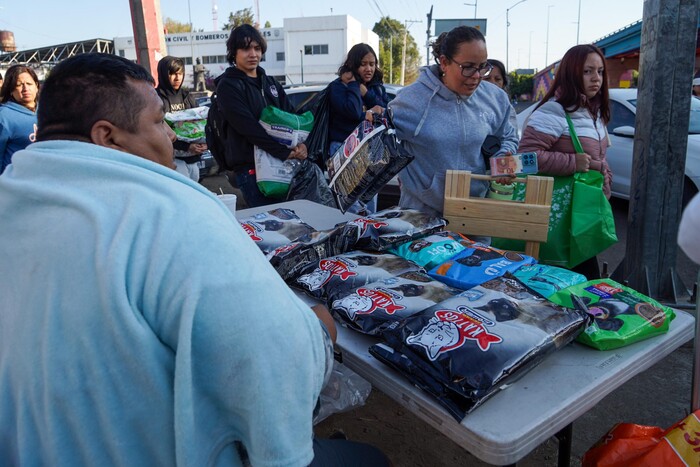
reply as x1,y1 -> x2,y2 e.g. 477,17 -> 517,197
453,61 -> 493,78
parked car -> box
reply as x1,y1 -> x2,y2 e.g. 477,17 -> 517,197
284,82 -> 403,113
516,88 -> 700,204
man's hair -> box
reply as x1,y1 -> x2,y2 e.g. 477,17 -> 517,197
167,57 -> 185,75
36,53 -> 155,142
0,65 -> 40,105
226,24 -> 267,65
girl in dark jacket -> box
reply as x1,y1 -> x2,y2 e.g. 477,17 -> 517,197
216,25 -> 307,207
328,43 -> 388,214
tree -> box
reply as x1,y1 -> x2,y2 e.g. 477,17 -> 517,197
164,17 -> 192,33
373,17 -> 421,85
264,20 -> 271,28
508,73 -> 534,101
222,8 -> 255,30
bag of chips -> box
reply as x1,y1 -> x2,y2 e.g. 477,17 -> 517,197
292,250 -> 423,302
238,208 -> 316,255
370,274 -> 587,420
344,207 -> 447,252
390,231 -> 471,270
266,223 -> 360,281
428,243 -> 535,290
512,264 -> 588,299
548,279 -> 676,350
330,271 -> 465,336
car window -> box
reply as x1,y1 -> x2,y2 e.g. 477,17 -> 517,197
286,91 -> 319,113
607,100 -> 636,132
689,97 -> 700,134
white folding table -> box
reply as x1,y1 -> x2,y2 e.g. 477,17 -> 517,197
237,200 -> 695,466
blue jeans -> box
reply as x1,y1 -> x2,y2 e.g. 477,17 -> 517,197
329,141 -> 378,215
232,170 -> 279,209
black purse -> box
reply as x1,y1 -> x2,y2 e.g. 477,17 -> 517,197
303,87 -> 331,166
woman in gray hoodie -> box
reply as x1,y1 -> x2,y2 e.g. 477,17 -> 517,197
389,26 -> 518,217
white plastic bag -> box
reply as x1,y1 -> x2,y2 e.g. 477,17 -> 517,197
313,361 -> 372,424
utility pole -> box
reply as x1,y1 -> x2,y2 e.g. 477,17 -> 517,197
128,0 -> 167,84
464,1 -> 477,19
400,19 -> 420,86
426,5 -> 433,67
389,36 -> 393,83
576,0 -> 582,44
616,0 -> 700,302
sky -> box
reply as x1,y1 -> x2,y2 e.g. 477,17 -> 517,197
0,0 -> 644,72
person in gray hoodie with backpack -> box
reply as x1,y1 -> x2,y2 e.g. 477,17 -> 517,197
389,26 -> 518,217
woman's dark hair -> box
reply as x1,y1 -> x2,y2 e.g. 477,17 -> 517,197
431,26 -> 485,64
0,65 -> 40,107
487,59 -> 508,89
337,43 -> 384,84
538,44 -> 610,123
226,24 -> 267,65
36,53 -> 155,141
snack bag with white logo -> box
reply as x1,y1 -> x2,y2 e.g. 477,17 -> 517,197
548,279 -> 676,351
512,264 -> 588,299
390,231 -> 472,270
345,207 -> 447,252
330,271 -> 465,336
292,250 -> 423,302
428,242 -> 535,290
370,274 -> 587,420
237,208 -> 316,255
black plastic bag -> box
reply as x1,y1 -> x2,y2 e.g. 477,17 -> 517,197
286,159 -> 336,207
303,88 -> 330,166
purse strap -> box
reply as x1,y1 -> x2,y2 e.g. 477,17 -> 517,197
565,113 -> 585,154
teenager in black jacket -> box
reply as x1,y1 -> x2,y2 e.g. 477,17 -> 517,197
216,25 -> 307,207
156,56 -> 207,182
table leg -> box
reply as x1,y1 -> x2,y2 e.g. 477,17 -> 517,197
555,423 -> 573,467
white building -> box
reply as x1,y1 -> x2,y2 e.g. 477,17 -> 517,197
113,15 -> 379,88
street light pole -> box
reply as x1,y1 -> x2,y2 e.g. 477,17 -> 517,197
576,0 -> 582,44
506,0 -> 527,72
187,0 -> 195,86
464,1 -> 477,19
545,5 -> 554,67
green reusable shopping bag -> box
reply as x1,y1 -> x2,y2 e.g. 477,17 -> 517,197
491,114 -> 617,269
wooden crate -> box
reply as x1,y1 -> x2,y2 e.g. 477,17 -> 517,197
443,170 -> 554,259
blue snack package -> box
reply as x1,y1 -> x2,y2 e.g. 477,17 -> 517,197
428,243 -> 535,290
389,231 -> 471,270
512,264 -> 588,298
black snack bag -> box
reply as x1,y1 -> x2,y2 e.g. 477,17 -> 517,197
238,208 -> 316,255
266,223 -> 361,281
292,250 -> 423,302
330,271 -> 465,336
371,274 -> 587,421
345,207 -> 447,252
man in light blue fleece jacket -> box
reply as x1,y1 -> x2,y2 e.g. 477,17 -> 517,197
0,53 -> 388,467
389,26 -> 519,217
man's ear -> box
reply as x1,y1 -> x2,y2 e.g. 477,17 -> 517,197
90,120 -> 127,151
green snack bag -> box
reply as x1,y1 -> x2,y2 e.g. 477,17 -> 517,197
549,279 -> 675,350
513,264 -> 588,299
389,231 -> 469,270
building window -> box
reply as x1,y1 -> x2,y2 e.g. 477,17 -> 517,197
261,54 -> 266,62
118,49 -> 125,57
276,52 -> 285,61
184,57 -> 192,65
304,44 -> 329,55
